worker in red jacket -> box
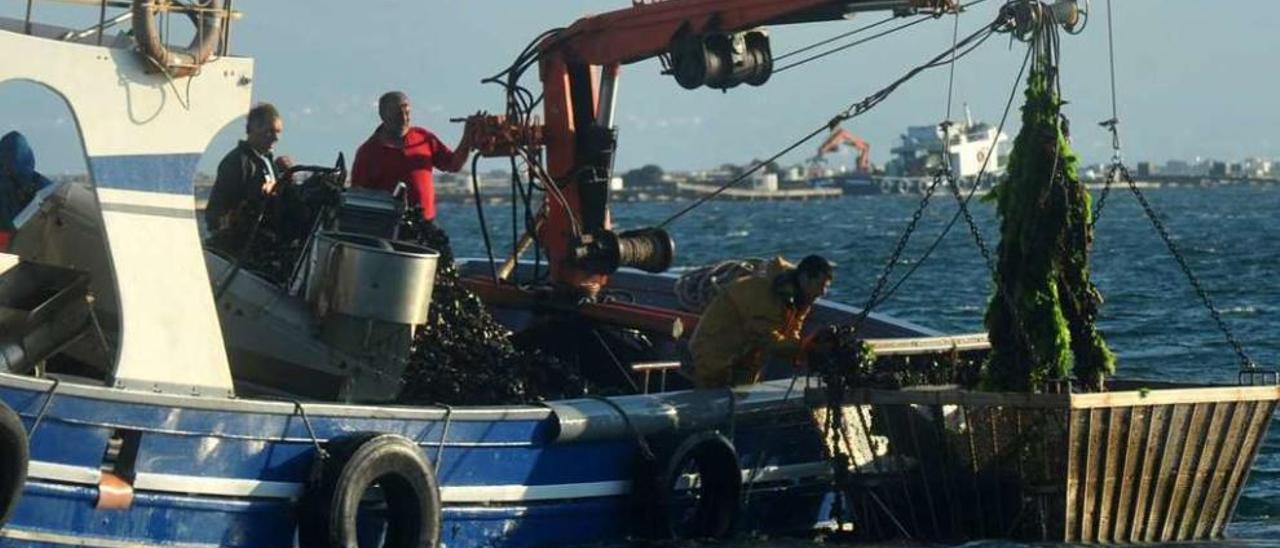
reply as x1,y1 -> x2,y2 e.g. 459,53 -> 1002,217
350,91 -> 476,226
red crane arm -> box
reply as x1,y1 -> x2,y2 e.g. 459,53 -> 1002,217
817,127 -> 871,172
818,128 -> 867,155
541,0 -> 934,66
534,0 -> 949,297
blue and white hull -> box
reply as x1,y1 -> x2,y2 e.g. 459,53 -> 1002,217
1,374 -> 837,546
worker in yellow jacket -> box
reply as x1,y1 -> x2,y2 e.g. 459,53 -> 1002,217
690,255 -> 834,388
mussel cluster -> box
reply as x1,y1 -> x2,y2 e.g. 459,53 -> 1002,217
394,219 -> 588,405
807,326 -> 985,390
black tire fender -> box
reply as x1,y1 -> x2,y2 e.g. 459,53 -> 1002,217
635,430 -> 741,540
0,400 -> 28,528
299,433 -> 441,548
131,0 -> 224,77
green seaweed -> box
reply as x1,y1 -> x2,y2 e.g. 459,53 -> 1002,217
982,61 -> 1115,392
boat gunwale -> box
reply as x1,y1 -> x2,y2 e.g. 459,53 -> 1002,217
0,372 -> 550,421
806,382 -> 1280,409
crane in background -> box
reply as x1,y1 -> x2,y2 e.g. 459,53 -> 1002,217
812,125 -> 872,174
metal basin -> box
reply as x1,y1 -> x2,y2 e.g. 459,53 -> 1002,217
305,232 -> 438,325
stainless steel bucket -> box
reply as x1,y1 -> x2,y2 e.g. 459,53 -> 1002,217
305,232 -> 438,325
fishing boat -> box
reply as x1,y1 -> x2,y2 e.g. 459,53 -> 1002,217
0,2 -> 963,546
0,1 -> 1276,547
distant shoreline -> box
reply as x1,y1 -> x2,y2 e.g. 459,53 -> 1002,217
171,173 -> 1280,211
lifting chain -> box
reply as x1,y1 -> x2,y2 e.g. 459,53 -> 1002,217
1114,164 -> 1258,372
854,171 -> 944,327
1089,117 -> 1121,230
944,168 -> 995,273
1089,161 -> 1116,231
1091,0 -> 1266,382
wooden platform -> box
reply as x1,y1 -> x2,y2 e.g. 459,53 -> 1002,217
808,380 -> 1280,543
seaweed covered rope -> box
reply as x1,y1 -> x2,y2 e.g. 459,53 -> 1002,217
983,49 -> 1113,392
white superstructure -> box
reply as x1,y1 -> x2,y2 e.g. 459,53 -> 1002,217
887,107 -> 1010,179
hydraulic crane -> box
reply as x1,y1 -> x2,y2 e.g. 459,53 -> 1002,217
814,126 -> 872,173
459,0 -> 958,299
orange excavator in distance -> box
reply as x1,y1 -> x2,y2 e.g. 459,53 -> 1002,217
465,0 -> 957,301
814,126 -> 872,174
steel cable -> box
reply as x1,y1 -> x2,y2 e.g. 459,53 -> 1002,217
773,0 -> 991,74
659,17 -> 1002,228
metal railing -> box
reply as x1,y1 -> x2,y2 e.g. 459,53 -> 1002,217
21,0 -> 238,55
631,361 -> 681,394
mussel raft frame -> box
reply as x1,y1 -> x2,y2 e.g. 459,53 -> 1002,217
806,379 -> 1280,543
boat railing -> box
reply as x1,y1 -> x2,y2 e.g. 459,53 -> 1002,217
631,361 -> 681,394
20,0 -> 241,55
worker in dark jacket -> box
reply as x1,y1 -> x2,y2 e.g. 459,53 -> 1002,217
0,131 -> 53,250
689,255 -> 834,388
205,103 -> 301,254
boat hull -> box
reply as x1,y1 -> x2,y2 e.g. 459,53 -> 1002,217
0,374 -> 838,546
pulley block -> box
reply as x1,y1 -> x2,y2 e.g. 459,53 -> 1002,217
669,29 -> 772,91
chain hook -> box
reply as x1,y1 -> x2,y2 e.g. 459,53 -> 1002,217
1098,117 -> 1122,163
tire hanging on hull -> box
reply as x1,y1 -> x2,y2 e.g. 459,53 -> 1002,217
633,430 -> 742,540
132,0 -> 224,77
0,400 -> 28,528
300,432 -> 442,547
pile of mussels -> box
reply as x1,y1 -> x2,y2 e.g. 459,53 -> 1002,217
395,219 -> 588,405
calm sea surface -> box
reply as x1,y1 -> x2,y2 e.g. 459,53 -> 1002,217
440,184 -> 1280,544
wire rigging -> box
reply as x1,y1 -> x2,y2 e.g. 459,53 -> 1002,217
773,0 -> 991,74
659,12 -> 1002,229
771,12 -> 902,62
774,15 -> 936,74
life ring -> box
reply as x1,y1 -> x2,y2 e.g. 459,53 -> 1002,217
977,149 -> 988,164
0,400 -> 29,528
633,430 -> 741,540
132,0 -> 225,77
299,433 -> 442,547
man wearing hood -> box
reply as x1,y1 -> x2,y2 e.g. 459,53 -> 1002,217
689,255 -> 834,388
0,131 -> 54,250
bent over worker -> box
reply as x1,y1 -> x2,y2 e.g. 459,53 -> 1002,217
689,255 -> 834,388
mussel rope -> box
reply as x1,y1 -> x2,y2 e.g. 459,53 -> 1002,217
916,6 -> 1046,372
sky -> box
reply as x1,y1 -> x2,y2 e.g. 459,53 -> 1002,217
1,0 -> 1278,175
